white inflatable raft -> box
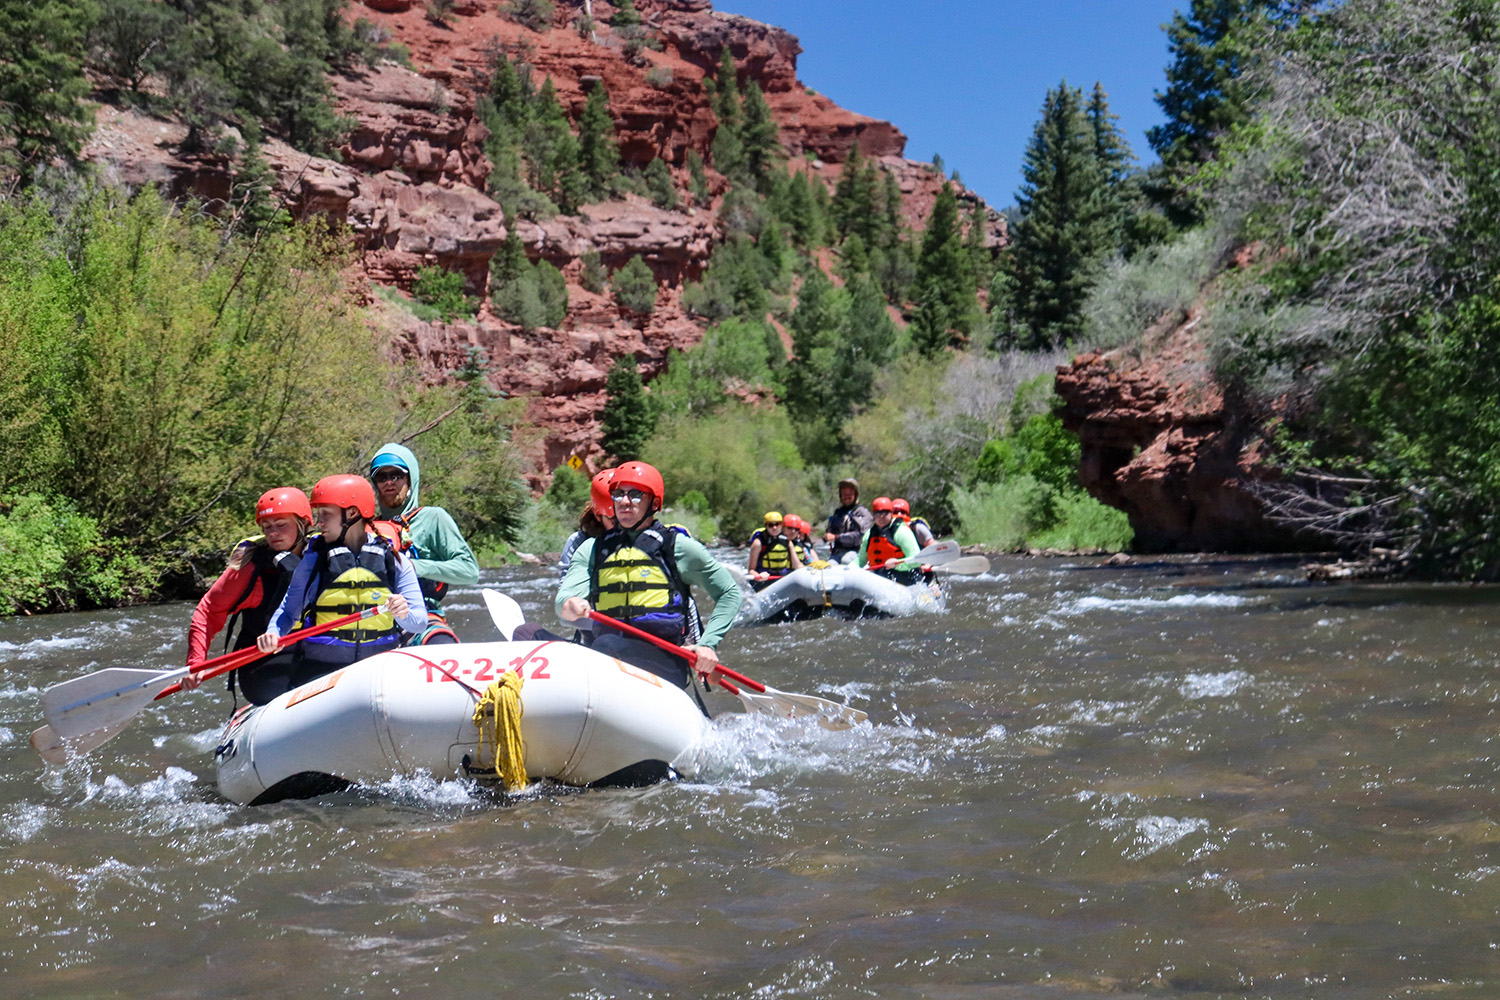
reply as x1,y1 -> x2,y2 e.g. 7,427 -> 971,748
214,640 -> 710,805
741,564 -> 945,624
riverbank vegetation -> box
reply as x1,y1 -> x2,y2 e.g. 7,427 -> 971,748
0,189 -> 528,613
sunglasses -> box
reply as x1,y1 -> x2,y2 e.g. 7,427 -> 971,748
610,489 -> 648,503
373,469 -> 408,483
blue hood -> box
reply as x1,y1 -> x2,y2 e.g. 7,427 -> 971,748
371,442 -> 421,518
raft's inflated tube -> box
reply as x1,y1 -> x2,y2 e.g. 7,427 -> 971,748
742,564 -> 944,623
215,640 -> 708,805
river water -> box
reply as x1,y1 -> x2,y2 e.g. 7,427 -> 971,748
3,554 -> 1499,998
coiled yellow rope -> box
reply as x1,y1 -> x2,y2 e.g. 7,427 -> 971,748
471,672 -> 527,792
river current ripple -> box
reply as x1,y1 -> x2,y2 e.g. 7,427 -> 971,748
2,554 -> 1499,998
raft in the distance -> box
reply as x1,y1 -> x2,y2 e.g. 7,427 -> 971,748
214,640 -> 710,806
741,563 -> 945,624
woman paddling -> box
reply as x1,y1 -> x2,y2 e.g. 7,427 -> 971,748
247,475 -> 427,705
181,488 -> 313,694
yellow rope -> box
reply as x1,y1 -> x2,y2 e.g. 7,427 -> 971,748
471,672 -> 527,792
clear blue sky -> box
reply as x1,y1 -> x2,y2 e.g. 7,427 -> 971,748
713,1 -> 1185,210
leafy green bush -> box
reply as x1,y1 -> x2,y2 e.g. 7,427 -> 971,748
413,265 -> 476,322
1030,492 -> 1134,551
651,319 -> 779,418
950,478 -> 1053,551
1081,226 -> 1225,350
644,403 -> 812,543
544,464 -> 590,510
611,255 -> 658,315
0,494 -> 152,613
580,250 -> 607,293
0,185 -> 531,604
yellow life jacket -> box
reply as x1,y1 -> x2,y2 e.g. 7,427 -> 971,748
588,523 -> 691,644
298,535 -> 402,664
750,529 -> 794,573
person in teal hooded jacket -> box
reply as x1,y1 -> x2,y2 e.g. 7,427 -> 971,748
370,443 -> 480,645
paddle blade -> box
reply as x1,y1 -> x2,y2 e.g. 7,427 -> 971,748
930,555 -> 990,575
482,588 -> 526,640
913,540 -> 962,565
733,686 -> 866,731
41,666 -> 184,738
31,719 -> 134,764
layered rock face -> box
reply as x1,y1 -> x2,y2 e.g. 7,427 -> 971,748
1053,311 -> 1308,554
81,0 -> 1004,484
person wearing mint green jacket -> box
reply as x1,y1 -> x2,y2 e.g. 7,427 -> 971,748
370,443 -> 480,645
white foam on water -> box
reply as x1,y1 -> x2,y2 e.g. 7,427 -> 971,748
1064,593 -> 1249,614
1180,670 -> 1253,700
0,725 -> 13,744
1128,815 -> 1210,858
1,801 -> 51,842
0,634 -> 96,655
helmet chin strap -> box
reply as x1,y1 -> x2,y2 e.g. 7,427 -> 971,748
338,507 -> 362,541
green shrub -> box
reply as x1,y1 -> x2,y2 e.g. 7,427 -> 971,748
645,157 -> 678,210
950,478 -> 1053,551
611,255 -> 658,314
544,464 -> 590,510
1081,226 -> 1225,350
0,494 -> 152,613
580,250 -> 607,293
644,403 -> 812,543
412,265 -> 476,322
1030,492 -> 1134,551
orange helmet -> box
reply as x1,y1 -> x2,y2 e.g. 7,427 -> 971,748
256,487 -> 312,526
590,468 -> 616,519
871,496 -> 895,513
310,474 -> 377,520
611,461 -> 664,507
892,498 -> 911,516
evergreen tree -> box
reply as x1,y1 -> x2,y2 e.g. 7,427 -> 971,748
832,143 -> 878,244
913,181 -> 977,348
687,149 -> 709,206
1010,81 -> 1114,347
577,84 -> 620,200
610,0 -> 641,28
611,255 -> 658,315
711,45 -> 740,131
783,266 -> 845,426
965,201 -> 993,290
0,0 -> 95,186
1146,0 -> 1291,225
492,224 -> 528,287
738,80 -> 781,189
229,121 -> 287,238
644,156 -> 678,210
580,249 -> 607,293
600,354 -> 655,462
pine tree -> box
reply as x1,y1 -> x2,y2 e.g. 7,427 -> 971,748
644,156 -> 678,209
577,83 -> 620,200
783,267 -> 844,425
711,45 -> 739,131
0,0 -> 95,186
913,181 -> 977,348
965,201 -> 992,290
1009,81 -> 1115,347
687,149 -> 709,206
229,121 -> 287,238
738,80 -> 781,189
600,354 -> 656,462
832,143 -> 877,244
611,255 -> 657,315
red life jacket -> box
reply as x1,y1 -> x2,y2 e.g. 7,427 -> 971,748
866,522 -> 907,567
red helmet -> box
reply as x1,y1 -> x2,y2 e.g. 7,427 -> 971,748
892,498 -> 911,516
611,461 -> 664,507
310,474 -> 377,520
784,515 -> 803,534
871,496 -> 895,513
590,468 -> 616,519
256,487 -> 312,526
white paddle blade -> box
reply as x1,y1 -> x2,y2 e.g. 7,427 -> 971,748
31,719 -> 133,764
913,540 -> 962,565
40,666 -> 186,738
733,687 -> 866,731
929,555 -> 990,575
481,588 -> 526,640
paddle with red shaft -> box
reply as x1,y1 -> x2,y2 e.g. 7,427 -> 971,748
37,606 -> 382,745
586,610 -> 867,731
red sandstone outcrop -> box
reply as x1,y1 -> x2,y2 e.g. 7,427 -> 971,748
1054,311 -> 1305,554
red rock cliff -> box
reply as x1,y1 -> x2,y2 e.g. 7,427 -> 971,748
1053,310 -> 1310,554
